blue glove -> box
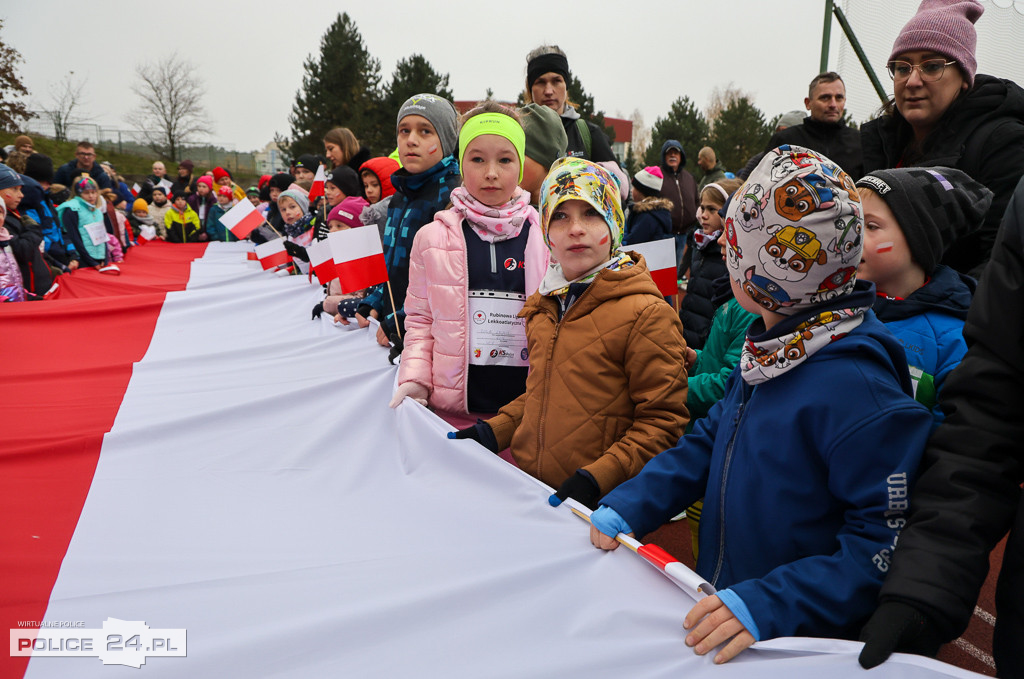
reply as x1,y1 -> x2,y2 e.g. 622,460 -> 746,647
590,505 -> 633,539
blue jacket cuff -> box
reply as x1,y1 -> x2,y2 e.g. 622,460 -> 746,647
717,589 -> 761,641
590,505 -> 633,539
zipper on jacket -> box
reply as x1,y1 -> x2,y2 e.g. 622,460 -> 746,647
536,284 -> 594,478
710,386 -> 753,588
490,242 -> 497,274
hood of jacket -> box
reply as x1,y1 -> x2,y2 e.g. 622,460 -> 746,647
872,264 -> 975,323
631,196 -> 674,214
875,75 -> 1024,166
661,140 -> 686,167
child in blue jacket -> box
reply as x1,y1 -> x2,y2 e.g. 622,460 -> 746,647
355,93 -> 461,347
855,167 -> 992,427
587,145 -> 933,663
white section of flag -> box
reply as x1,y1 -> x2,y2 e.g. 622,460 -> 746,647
628,238 -> 676,271
218,197 -> 263,238
327,226 -> 383,263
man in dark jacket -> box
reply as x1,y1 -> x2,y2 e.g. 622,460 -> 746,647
658,140 -> 699,271
764,72 -> 863,179
53,141 -> 113,190
859,175 -> 1024,678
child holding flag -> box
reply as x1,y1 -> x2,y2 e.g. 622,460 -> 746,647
355,93 -> 462,347
450,157 -> 689,508
586,147 -> 933,663
207,186 -> 235,242
388,103 -> 549,427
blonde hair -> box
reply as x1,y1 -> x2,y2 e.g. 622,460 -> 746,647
701,178 -> 743,208
322,127 -> 360,166
459,100 -> 522,126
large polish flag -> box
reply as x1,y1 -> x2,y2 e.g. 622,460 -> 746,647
218,198 -> 264,239
327,227 -> 388,294
627,238 -> 678,297
1,242 -> 982,678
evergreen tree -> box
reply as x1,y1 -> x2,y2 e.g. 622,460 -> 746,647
374,54 -> 453,151
645,96 -> 710,171
0,20 -> 34,133
567,74 -> 614,142
282,13 -> 381,161
710,96 -> 771,174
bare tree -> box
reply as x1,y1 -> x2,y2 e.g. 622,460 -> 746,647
704,83 -> 749,133
42,72 -> 88,141
125,53 -> 210,161
629,108 -> 650,162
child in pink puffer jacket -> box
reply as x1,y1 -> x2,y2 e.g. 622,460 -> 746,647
389,103 -> 549,428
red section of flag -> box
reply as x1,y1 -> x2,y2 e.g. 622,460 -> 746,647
337,253 -> 387,294
0,241 -> 206,678
228,210 -> 264,239
259,249 -> 290,271
221,199 -> 264,239
247,252 -> 258,261
309,164 -> 327,202
313,258 -> 338,285
648,267 -> 678,297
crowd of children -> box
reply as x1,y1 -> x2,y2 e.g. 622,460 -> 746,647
4,7 -> 1023,672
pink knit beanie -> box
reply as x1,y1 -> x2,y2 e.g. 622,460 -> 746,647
889,0 -> 984,87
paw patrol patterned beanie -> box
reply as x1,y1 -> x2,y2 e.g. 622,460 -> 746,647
724,145 -> 863,316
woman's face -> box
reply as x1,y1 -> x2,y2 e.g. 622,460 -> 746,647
324,142 -> 345,167
531,72 -> 568,114
894,50 -> 968,138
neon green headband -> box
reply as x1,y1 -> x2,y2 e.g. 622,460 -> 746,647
458,112 -> 526,183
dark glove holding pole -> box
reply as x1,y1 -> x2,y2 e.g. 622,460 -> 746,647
858,601 -> 945,669
283,240 -> 309,261
311,302 -> 324,320
548,469 -> 601,509
447,420 -> 500,453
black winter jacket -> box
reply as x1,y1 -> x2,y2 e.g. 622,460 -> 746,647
679,236 -> 727,350
765,117 -> 863,180
876,176 -> 1024,678
861,74 -> 1024,279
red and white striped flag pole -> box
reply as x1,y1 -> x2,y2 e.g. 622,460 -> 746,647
567,505 -> 715,600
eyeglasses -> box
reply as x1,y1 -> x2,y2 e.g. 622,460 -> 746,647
886,59 -> 957,82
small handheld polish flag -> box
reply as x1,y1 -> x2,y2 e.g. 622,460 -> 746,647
626,238 -> 678,297
327,228 -> 388,294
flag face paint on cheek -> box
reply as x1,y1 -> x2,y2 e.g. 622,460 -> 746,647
428,146 -> 438,155
876,241 -> 895,253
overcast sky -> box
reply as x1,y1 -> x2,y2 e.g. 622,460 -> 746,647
3,0 -> 1020,155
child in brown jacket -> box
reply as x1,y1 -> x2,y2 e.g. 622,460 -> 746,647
451,157 -> 689,508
